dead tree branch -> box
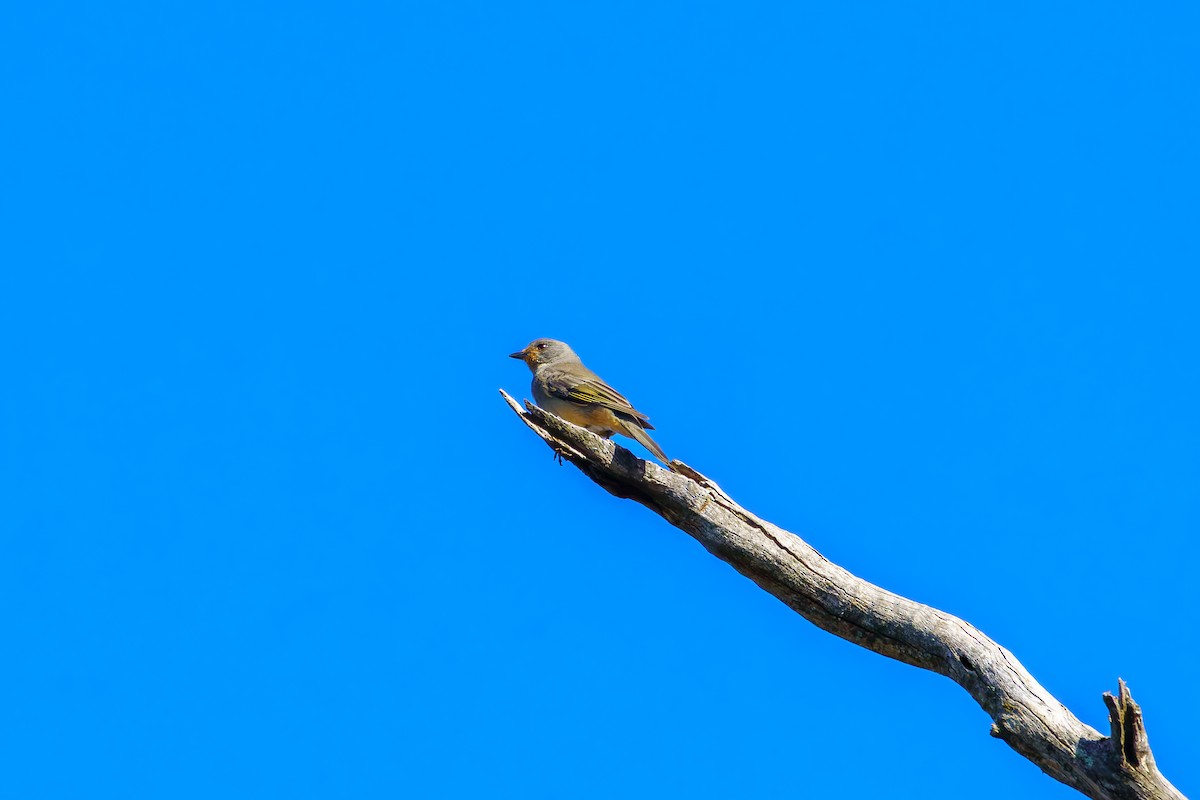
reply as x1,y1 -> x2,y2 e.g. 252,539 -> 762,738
500,389 -> 1184,800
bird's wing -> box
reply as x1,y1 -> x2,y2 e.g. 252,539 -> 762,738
544,371 -> 655,430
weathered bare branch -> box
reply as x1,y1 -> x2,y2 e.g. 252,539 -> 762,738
501,389 -> 1185,800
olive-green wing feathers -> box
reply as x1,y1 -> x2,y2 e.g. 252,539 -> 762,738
543,371 -> 655,430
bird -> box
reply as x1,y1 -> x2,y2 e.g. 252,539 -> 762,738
509,338 -> 670,466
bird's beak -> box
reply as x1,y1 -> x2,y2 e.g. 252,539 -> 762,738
509,350 -> 527,360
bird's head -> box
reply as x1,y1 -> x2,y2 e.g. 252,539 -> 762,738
509,338 -> 577,370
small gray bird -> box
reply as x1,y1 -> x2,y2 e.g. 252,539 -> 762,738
510,338 -> 670,465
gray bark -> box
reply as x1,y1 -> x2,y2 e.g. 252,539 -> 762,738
500,389 -> 1185,800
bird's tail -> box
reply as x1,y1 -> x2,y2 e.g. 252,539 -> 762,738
623,421 -> 670,466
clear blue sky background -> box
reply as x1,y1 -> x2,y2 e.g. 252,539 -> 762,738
3,2 -> 1197,798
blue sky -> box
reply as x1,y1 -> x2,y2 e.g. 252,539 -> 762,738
3,2 -> 1197,798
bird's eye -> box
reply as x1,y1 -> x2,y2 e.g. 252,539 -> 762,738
536,343 -> 546,349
